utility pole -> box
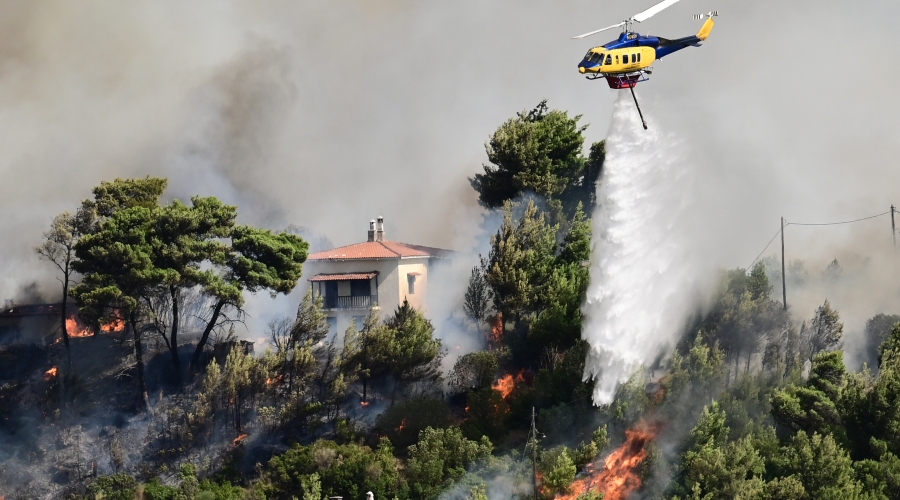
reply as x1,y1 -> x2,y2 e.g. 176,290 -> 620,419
892,205 -> 896,253
781,217 -> 787,311
531,407 -> 538,500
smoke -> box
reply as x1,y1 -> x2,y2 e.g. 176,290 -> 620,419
0,0 -> 899,398
582,92 -> 707,404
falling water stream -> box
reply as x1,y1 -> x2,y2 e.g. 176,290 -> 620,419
583,91 -> 699,404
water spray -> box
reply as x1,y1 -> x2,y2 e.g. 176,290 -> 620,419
583,92 -> 698,404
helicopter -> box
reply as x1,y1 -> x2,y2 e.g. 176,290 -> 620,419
573,0 -> 716,129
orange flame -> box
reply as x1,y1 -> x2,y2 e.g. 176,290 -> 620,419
555,421 -> 661,500
233,433 -> 249,446
44,366 -> 59,381
100,311 -> 125,333
65,316 -> 94,338
492,374 -> 515,399
398,418 -> 408,432
360,401 -> 371,407
266,375 -> 284,386
488,313 -> 504,348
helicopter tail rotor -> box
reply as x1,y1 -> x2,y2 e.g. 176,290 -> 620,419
693,10 -> 718,20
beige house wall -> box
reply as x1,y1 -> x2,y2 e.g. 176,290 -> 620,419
301,256 -> 433,336
397,260 -> 429,312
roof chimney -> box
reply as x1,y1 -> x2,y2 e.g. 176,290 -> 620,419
375,216 -> 385,242
367,219 -> 376,242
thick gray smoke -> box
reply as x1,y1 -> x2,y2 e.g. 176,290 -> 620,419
1,0 -> 899,362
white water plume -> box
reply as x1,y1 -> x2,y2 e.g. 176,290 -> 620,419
583,92 -> 701,404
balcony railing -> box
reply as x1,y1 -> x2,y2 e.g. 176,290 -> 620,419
324,295 -> 378,310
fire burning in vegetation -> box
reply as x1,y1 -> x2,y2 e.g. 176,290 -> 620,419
233,433 -> 249,446
556,421 -> 661,500
492,374 -> 516,398
44,366 -> 59,382
398,418 -> 408,432
360,400 -> 371,407
492,370 -> 527,399
62,310 -> 126,341
65,316 -> 93,338
100,312 -> 126,333
266,375 -> 284,386
487,313 -> 504,348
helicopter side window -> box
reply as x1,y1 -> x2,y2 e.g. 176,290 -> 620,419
605,55 -> 612,65
637,53 -> 642,62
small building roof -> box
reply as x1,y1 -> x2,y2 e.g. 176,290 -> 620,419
309,272 -> 379,282
0,303 -> 69,318
307,240 -> 452,262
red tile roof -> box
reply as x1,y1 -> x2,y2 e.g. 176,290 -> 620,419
309,272 -> 379,282
307,240 -> 452,261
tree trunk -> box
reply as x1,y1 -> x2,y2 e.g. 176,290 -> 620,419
131,311 -> 148,409
190,299 -> 227,375
169,286 -> 182,385
60,271 -> 72,370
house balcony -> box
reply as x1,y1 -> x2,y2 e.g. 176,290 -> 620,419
324,295 -> 379,311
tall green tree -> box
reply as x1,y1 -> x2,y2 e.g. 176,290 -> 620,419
485,199 -> 558,322
803,300 -> 843,363
190,225 -> 308,374
146,196 -> 237,383
378,300 -> 444,402
72,205 -> 162,404
470,100 -> 588,210
448,351 -> 499,394
770,351 -> 847,442
407,426 -> 493,499
463,258 -> 493,327
35,206 -> 96,368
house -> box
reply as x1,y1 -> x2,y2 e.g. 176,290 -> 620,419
0,302 -> 68,346
304,217 -> 452,334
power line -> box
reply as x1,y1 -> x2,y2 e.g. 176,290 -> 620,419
747,227 -> 782,270
785,211 -> 891,227
748,209 -> 892,269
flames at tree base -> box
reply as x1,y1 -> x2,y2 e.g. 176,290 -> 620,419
556,420 -> 661,500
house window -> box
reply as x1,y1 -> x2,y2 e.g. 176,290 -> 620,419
326,317 -> 337,336
324,279 -> 375,309
353,316 -> 366,328
407,273 -> 418,295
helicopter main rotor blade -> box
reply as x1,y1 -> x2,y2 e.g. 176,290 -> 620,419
633,0 -> 681,22
572,21 -> 626,39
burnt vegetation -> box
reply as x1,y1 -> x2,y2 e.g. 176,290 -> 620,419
1,101 -> 899,500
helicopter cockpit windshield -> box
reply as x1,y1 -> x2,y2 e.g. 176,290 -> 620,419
584,51 -> 604,65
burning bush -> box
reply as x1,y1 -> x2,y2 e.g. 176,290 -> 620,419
556,421 -> 660,500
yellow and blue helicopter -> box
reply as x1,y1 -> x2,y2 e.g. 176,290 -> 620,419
574,0 -> 716,129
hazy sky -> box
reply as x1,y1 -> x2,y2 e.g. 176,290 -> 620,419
1,0 -> 898,342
